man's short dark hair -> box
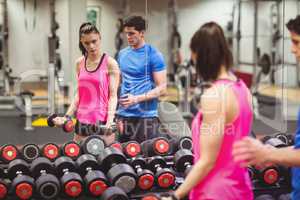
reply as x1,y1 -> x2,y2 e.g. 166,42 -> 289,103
123,16 -> 146,31
287,15 -> 300,35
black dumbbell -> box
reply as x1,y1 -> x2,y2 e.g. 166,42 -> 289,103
54,156 -> 83,198
148,156 -> 175,189
264,137 -> 287,148
98,147 -> 137,193
8,159 -> 34,200
255,194 -> 275,200
174,149 -> 193,177
47,114 -> 74,132
41,143 -> 60,161
76,154 -> 109,197
122,141 -> 141,158
100,186 -> 128,200
0,144 -> 19,163
21,143 -> 40,163
142,137 -> 170,157
255,165 -> 280,186
61,141 -> 81,160
131,156 -> 155,190
275,133 -> 294,146
81,135 -> 106,157
0,167 -> 9,199
109,141 -> 123,152
170,136 -> 193,153
30,157 -> 60,199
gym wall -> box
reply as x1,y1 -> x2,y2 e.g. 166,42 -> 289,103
5,0 -> 300,91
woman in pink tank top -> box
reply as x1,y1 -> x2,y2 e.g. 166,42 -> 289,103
163,22 -> 253,200
53,23 -> 120,144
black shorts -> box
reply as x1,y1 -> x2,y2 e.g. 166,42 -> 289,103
75,120 -> 106,136
116,116 -> 162,143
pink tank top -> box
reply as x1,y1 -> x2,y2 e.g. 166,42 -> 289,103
189,79 -> 254,200
76,54 -> 110,124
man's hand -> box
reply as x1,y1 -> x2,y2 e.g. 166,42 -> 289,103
232,137 -> 274,167
119,94 -> 138,108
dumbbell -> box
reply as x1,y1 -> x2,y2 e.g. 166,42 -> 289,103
54,156 -> 83,198
100,186 -> 128,200
81,135 -> 106,157
174,149 -> 193,177
41,143 -> 60,161
255,194 -> 275,200
255,164 -> 281,186
47,114 -> 74,132
30,157 -> 60,199
7,159 -> 34,200
0,144 -> 19,163
131,156 -> 155,190
21,143 -> 40,163
76,154 -> 109,197
98,147 -> 137,193
142,137 -> 170,157
61,141 -> 81,160
148,156 -> 175,189
109,141 -> 123,152
170,136 -> 193,153
122,141 -> 141,158
264,137 -> 287,148
0,167 -> 9,199
275,133 -> 294,146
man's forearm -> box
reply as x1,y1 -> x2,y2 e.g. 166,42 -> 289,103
136,84 -> 167,103
269,146 -> 300,167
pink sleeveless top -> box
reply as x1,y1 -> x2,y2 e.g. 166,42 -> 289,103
76,54 -> 110,124
189,79 -> 253,200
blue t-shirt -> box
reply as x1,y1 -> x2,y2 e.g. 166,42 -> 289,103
117,44 -> 166,117
292,108 -> 300,200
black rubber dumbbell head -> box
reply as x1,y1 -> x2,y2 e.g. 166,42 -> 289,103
81,135 -> 105,156
47,114 -> 57,127
41,143 -> 60,161
97,147 -> 127,173
122,141 -> 141,158
107,163 -> 137,193
0,144 -> 19,163
30,157 -> 60,200
21,143 -> 40,163
131,157 -> 154,190
61,141 -> 81,160
100,186 -> 128,200
76,154 -> 109,197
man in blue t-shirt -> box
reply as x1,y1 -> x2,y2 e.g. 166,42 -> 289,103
233,15 -> 300,200
116,16 -> 167,143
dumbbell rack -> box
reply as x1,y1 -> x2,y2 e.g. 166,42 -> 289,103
0,133 -> 294,200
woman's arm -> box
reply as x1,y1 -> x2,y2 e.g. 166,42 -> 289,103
106,56 -> 120,127
164,86 -> 226,200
